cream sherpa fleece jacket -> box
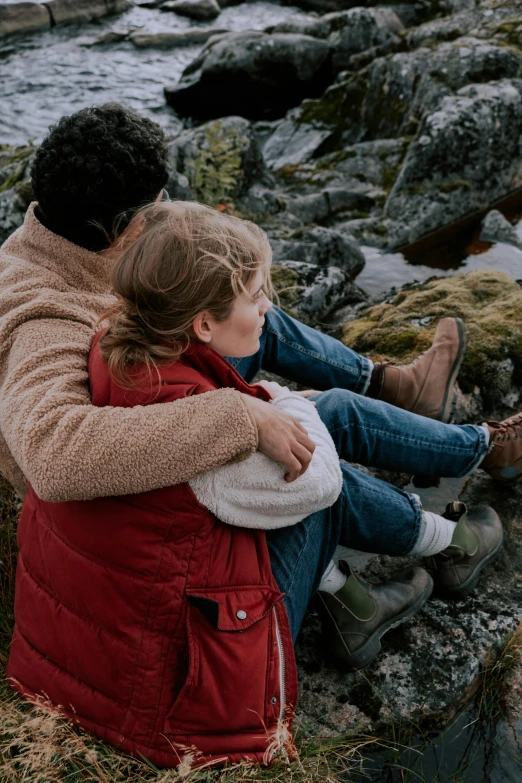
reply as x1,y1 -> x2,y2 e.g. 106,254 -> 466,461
190,393 -> 343,528
0,204 -> 257,502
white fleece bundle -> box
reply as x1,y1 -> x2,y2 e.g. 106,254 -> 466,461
189,392 -> 343,529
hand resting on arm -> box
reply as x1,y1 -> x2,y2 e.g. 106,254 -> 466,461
190,390 -> 342,529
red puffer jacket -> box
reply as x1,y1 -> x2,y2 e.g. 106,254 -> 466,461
7,334 -> 298,769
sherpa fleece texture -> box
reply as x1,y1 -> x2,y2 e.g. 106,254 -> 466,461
189,392 -> 343,528
0,204 -> 257,501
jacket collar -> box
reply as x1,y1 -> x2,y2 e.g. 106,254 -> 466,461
12,203 -> 113,294
180,343 -> 271,401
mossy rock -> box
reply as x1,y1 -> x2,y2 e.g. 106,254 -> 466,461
0,145 -> 34,194
270,265 -> 302,311
342,270 -> 522,392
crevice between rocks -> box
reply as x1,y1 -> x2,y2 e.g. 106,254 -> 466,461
41,3 -> 56,29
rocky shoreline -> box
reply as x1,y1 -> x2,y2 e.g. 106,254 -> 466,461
0,0 -> 131,37
1,0 -> 522,765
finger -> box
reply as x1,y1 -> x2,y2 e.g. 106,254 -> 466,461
290,419 -> 309,437
283,455 -> 303,483
291,442 -> 314,474
295,389 -> 321,398
294,431 -> 316,455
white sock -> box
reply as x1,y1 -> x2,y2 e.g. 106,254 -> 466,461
318,559 -> 347,593
410,511 -> 457,556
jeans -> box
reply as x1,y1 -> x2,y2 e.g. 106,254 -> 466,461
226,305 -> 372,393
266,390 -> 488,641
228,307 -> 489,641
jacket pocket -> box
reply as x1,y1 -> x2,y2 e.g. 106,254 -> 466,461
166,585 -> 284,736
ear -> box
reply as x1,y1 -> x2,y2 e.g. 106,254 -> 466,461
192,311 -> 213,344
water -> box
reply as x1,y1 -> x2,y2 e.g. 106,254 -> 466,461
356,706 -> 522,782
0,1 -> 302,144
357,222 -> 522,299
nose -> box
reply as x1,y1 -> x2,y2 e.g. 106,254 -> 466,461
259,293 -> 273,315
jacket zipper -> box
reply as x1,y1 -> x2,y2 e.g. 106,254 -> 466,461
273,607 -> 286,723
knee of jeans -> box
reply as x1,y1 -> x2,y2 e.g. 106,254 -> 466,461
314,388 -> 355,423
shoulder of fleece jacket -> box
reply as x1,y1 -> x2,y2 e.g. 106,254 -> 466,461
0,205 -> 258,501
0,205 -> 116,364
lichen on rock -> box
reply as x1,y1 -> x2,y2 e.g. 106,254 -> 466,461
0,145 -> 34,194
342,270 -> 522,400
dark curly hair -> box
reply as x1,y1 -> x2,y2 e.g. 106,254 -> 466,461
31,103 -> 169,252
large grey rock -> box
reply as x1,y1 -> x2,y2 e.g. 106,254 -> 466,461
268,221 -> 368,320
164,31 -> 331,121
328,7 -> 403,74
271,259 -> 366,321
167,116 -> 266,204
83,29 -> 131,46
385,80 -> 522,248
161,0 -> 220,21
283,185 -> 377,224
271,226 -> 365,277
268,14 -> 330,39
406,7 -> 486,48
0,146 -> 34,243
0,3 -> 49,38
0,188 -> 29,245
130,28 -> 228,48
480,210 -> 521,248
262,119 -> 334,169
299,264 -> 360,316
282,0 -> 402,12
45,0 -> 129,25
271,6 -> 402,40
297,38 -> 522,144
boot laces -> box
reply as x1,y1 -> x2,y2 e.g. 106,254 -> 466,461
491,412 -> 522,443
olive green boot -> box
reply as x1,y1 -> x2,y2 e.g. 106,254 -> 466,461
426,501 -> 503,599
318,561 -> 433,671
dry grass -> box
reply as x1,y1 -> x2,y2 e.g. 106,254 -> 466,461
477,620 -> 522,723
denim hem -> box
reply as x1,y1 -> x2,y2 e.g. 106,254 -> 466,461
403,492 -> 423,556
356,357 -> 373,395
456,424 -> 490,477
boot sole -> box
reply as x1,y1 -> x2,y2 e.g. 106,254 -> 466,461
436,317 -> 468,423
322,575 -> 434,672
434,529 -> 504,601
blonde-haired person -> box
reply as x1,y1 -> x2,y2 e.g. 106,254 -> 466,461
9,202 -> 506,768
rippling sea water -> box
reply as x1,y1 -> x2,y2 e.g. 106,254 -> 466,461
0,1 -> 302,144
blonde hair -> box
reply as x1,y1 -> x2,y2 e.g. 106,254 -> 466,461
99,200 -> 273,388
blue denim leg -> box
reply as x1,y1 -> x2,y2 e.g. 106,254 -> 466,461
313,389 -> 489,477
226,305 -> 372,392
267,463 -> 421,642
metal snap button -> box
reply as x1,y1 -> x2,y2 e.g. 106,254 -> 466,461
236,610 -> 247,620
271,696 -> 277,704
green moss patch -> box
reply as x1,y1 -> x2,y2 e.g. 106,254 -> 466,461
0,146 -> 33,194
188,122 -> 243,208
270,265 -> 302,310
342,270 -> 522,390
299,75 -> 368,140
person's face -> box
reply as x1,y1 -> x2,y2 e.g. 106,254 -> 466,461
193,268 -> 273,358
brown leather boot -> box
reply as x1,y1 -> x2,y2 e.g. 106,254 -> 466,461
318,563 -> 433,671
481,413 -> 522,483
426,502 -> 503,599
374,317 -> 467,422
